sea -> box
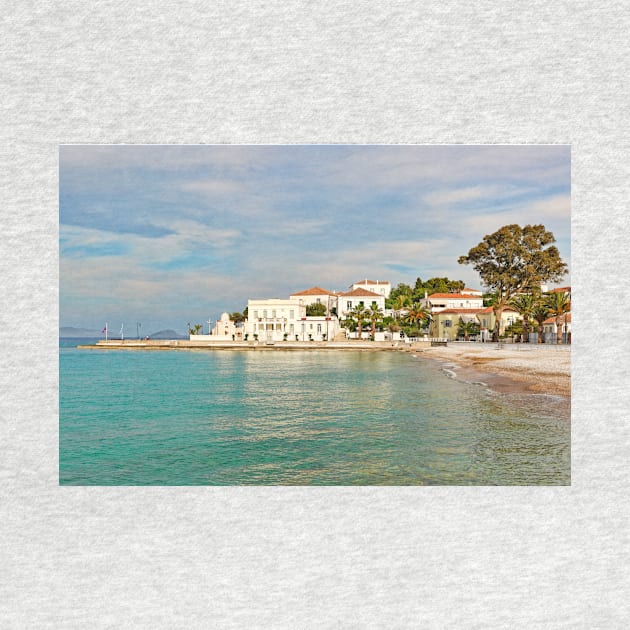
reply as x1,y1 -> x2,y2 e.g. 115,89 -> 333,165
59,338 -> 570,485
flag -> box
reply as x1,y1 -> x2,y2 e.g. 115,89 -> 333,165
102,325 -> 107,333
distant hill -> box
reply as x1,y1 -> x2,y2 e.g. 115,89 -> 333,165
60,327 -> 101,338
148,329 -> 188,339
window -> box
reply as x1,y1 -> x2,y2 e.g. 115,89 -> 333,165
253,310 -> 258,318
290,310 -> 294,319
310,323 -> 313,330
317,324 -> 322,333
316,298 -> 321,304
347,301 -> 352,309
263,310 -> 267,318
444,320 -> 452,328
272,310 -> 276,318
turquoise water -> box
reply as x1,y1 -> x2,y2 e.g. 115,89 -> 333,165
59,340 -> 570,485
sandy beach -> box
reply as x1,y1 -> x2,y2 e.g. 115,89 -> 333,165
419,344 -> 571,398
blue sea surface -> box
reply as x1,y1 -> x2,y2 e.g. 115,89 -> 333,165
59,340 -> 570,485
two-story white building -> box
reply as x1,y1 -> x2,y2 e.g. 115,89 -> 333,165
424,292 -> 484,313
245,298 -> 305,341
338,287 -> 386,316
244,296 -> 340,342
350,279 -> 391,298
289,286 -> 337,312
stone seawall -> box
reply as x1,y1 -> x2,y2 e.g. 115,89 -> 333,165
78,339 -> 431,352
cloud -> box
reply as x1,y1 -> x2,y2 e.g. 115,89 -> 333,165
423,185 -> 502,207
60,145 -> 571,329
180,179 -> 246,197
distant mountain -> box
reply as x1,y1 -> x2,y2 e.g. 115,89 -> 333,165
60,326 -> 101,338
148,329 -> 188,339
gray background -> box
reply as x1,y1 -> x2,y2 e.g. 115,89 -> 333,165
2,2 -> 627,627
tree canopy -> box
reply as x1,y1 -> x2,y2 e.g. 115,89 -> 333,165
458,224 -> 567,340
305,302 -> 327,316
386,276 -> 467,308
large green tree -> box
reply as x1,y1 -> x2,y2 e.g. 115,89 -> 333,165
458,224 -> 567,341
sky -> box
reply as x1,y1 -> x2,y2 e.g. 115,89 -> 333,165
60,145 -> 571,334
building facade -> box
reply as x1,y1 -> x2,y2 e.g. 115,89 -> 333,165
350,279 -> 391,298
244,297 -> 340,342
424,292 -> 484,313
338,287 -> 386,317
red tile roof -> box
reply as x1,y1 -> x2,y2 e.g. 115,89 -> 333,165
290,286 -> 334,296
339,287 -> 383,297
550,286 -> 571,293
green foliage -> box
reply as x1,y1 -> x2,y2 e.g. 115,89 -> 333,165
403,303 -> 432,329
306,302 -> 327,316
230,311 -> 245,324
531,302 -> 551,343
457,318 -> 480,340
343,318 -> 357,332
365,303 -> 384,334
387,277 -> 467,308
187,323 -> 203,335
504,320 -> 524,337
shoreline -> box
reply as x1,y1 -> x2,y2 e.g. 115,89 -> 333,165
77,339 -> 571,399
421,345 -> 571,399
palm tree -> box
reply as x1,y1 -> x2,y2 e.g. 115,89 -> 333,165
531,302 -> 551,344
404,303 -> 432,332
457,317 -> 480,341
346,303 -> 367,339
509,293 -> 536,342
366,303 -> 384,337
391,294 -> 410,320
545,291 -> 571,344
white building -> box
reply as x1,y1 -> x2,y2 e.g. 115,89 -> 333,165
245,298 -> 305,341
188,312 -> 242,341
244,297 -> 341,342
289,286 -> 337,311
423,292 -> 484,313
338,287 -> 386,316
350,279 -> 391,298
210,312 -> 242,340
